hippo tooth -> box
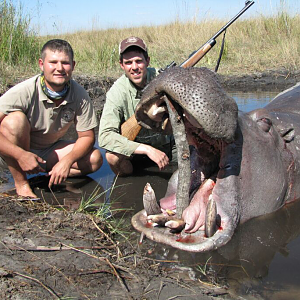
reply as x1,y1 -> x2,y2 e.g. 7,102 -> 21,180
166,209 -> 176,216
145,104 -> 167,121
165,219 -> 185,232
205,195 -> 217,238
147,213 -> 185,232
152,106 -> 167,116
147,213 -> 169,226
143,183 -> 162,215
161,118 -> 169,130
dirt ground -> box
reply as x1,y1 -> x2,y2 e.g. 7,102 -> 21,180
0,69 -> 299,300
0,195 -> 230,300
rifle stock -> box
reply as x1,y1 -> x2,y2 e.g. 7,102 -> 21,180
120,1 -> 254,141
120,114 -> 142,141
180,39 -> 216,69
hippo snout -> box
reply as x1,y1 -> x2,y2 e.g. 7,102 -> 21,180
135,67 -> 238,143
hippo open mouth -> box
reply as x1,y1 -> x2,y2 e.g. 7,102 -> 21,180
131,67 -> 240,252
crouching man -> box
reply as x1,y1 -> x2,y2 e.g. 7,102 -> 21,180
0,39 -> 102,198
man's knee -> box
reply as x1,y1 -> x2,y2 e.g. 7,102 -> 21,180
0,111 -> 30,137
90,148 -> 103,171
105,152 -> 133,176
106,152 -> 121,166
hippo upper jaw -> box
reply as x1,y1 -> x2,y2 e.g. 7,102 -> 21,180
136,67 -> 238,143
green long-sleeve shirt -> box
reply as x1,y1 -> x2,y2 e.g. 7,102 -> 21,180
98,68 -> 171,157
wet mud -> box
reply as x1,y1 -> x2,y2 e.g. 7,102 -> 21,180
0,179 -> 228,300
0,70 -> 300,299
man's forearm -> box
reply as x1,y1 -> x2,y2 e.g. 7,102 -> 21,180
64,135 -> 95,166
99,129 -> 140,157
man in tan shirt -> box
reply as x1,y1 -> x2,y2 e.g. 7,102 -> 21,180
0,39 -> 102,198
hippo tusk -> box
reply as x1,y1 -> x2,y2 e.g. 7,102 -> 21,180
147,213 -> 170,226
161,118 -> 169,131
143,183 -> 161,215
147,213 -> 185,232
145,104 -> 167,121
205,195 -> 218,237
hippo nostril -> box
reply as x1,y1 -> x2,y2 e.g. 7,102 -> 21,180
220,164 -> 231,170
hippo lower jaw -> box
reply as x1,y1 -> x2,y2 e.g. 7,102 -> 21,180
134,114 -> 240,251
156,124 -> 240,251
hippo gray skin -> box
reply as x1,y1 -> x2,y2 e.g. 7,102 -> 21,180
131,66 -> 300,252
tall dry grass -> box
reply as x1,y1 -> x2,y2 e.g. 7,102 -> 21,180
49,10 -> 300,78
1,0 -> 300,94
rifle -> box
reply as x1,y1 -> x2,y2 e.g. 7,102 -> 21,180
121,0 -> 254,141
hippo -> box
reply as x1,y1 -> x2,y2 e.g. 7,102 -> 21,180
131,66 -> 300,252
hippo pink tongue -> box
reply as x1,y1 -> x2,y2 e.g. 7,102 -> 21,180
159,178 -> 215,214
160,193 -> 177,211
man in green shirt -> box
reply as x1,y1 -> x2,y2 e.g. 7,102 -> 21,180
98,36 -> 175,176
0,39 -> 102,198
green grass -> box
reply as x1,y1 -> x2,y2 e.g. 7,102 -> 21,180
1,0 -> 300,94
76,178 -> 133,237
0,0 -> 40,92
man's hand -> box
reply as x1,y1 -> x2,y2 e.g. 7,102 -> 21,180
48,157 -> 73,187
135,144 -> 169,170
17,151 -> 45,174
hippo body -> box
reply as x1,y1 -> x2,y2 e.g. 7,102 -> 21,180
132,67 -> 300,252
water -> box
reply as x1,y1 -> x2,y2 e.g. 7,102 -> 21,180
1,89 -> 299,299
230,90 -> 278,112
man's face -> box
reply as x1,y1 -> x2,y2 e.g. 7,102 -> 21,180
120,50 -> 150,88
39,49 -> 75,92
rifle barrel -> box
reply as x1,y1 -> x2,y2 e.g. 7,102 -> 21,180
179,0 -> 255,68
211,0 -> 255,41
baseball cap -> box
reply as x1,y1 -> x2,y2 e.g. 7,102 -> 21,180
119,36 -> 148,54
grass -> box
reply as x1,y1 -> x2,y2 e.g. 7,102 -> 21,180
76,178 -> 133,237
1,0 -> 300,95
0,0 -> 40,92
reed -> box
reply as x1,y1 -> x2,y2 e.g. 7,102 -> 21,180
0,0 -> 40,91
1,0 -> 300,94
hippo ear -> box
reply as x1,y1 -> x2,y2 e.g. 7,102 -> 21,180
256,117 -> 272,133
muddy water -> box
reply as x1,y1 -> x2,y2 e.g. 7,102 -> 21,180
1,90 -> 300,299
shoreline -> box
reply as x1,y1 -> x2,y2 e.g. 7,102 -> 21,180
72,68 -> 300,116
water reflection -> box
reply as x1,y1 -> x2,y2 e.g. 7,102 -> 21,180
229,90 -> 278,112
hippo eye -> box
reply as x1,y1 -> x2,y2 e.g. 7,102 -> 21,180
257,117 -> 272,132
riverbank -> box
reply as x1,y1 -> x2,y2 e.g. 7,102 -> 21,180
72,68 -> 300,118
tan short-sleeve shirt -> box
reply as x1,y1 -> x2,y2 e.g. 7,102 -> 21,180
0,75 -> 98,149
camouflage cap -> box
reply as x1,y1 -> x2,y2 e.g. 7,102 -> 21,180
119,36 -> 148,54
